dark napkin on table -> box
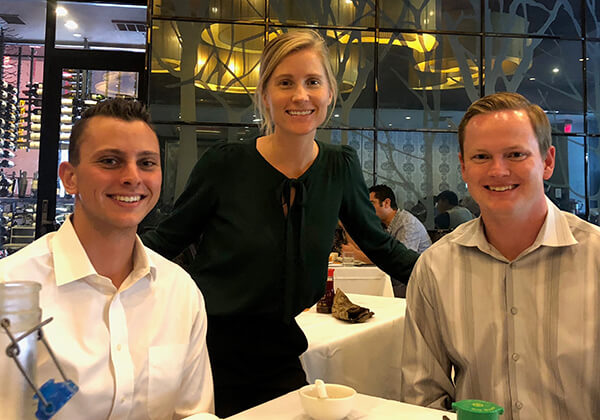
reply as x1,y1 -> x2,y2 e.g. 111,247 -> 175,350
331,289 -> 374,323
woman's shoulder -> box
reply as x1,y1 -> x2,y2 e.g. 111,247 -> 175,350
317,140 -> 359,164
199,139 -> 255,163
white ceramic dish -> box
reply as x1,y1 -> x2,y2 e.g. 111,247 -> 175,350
298,383 -> 356,420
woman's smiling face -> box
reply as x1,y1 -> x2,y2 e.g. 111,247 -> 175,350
262,48 -> 333,138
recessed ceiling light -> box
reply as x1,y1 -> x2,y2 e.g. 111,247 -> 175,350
552,67 -> 559,73
56,6 -> 68,16
334,114 -> 340,118
73,33 -> 82,37
405,116 -> 411,120
65,20 -> 78,30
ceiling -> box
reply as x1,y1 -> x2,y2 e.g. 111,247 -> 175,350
0,0 -> 147,51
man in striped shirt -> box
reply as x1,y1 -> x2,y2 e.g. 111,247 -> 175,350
400,92 -> 600,420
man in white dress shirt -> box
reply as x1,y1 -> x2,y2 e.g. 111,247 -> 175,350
401,92 -> 600,420
0,99 -> 214,419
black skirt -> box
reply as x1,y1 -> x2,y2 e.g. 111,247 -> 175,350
206,313 -> 309,417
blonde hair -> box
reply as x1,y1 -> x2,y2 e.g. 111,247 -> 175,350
458,92 -> 552,157
254,30 -> 338,136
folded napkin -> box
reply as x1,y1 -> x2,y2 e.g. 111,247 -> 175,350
331,289 -> 374,323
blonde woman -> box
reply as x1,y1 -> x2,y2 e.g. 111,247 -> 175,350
144,30 -> 418,416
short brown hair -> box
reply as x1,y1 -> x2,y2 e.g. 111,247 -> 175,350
458,92 -> 551,157
69,98 -> 152,165
254,30 -> 338,136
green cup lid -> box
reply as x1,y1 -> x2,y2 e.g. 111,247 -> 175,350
452,400 -> 504,420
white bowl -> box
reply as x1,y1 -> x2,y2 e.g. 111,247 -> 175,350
298,383 -> 356,420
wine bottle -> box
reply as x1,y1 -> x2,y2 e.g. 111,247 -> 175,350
1,150 -> 15,159
22,88 -> 43,97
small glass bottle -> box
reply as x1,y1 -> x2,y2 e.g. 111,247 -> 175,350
316,268 -> 335,314
0,281 -> 42,420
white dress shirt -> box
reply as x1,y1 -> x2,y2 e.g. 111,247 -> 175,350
401,198 -> 600,420
0,218 -> 214,420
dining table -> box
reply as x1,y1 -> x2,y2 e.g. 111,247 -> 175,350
225,388 -> 456,419
296,293 -> 406,401
329,264 -> 394,297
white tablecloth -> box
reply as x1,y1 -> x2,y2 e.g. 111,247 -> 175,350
296,294 -> 406,400
329,265 -> 394,297
226,389 -> 456,419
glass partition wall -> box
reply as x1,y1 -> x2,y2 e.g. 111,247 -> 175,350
148,0 -> 600,228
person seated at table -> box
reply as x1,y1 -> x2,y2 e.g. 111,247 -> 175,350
0,98 -> 214,419
343,185 -> 431,259
142,30 -> 419,418
434,190 -> 473,229
401,92 -> 600,420
342,185 -> 430,297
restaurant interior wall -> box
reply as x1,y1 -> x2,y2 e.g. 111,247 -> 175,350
147,0 -> 600,229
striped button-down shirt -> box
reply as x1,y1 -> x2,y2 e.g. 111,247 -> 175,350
401,197 -> 600,420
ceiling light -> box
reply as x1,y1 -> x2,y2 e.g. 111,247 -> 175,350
56,6 -> 68,16
73,33 -> 82,37
552,67 -> 559,73
334,114 -> 340,118
65,20 -> 78,30
405,116 -> 411,120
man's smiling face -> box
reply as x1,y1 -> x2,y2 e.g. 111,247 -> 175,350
59,115 -> 161,236
460,109 -> 555,222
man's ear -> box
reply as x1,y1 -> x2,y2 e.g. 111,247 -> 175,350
58,161 -> 78,195
383,198 -> 392,208
542,145 -> 556,180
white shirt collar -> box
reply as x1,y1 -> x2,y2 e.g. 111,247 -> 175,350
51,216 -> 157,288
451,196 -> 578,260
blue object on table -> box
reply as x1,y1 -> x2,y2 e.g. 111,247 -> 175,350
34,379 -> 79,420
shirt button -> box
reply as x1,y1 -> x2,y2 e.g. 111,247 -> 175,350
511,307 -> 518,315
515,401 -> 523,409
512,353 -> 520,361
116,344 -> 122,351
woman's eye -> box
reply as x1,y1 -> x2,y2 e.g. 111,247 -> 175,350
308,79 -> 321,86
278,80 -> 291,87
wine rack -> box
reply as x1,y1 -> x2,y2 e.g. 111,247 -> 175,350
1,40 -> 43,256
